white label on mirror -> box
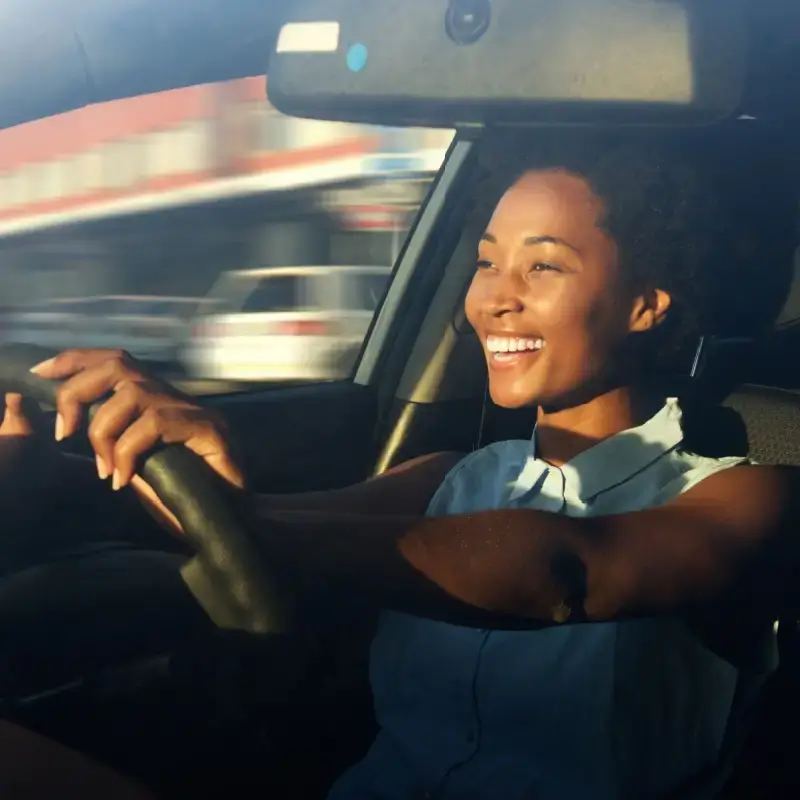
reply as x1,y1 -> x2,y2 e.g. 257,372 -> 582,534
276,22 -> 340,53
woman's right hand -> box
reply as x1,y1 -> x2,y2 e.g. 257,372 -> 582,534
31,349 -> 246,535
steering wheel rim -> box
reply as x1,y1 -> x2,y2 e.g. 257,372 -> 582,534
0,343 -> 290,635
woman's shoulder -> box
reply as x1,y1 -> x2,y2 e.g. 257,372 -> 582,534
660,459 -> 793,534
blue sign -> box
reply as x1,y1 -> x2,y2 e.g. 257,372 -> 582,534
365,155 -> 426,174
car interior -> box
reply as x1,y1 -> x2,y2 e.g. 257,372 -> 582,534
1,0 -> 800,797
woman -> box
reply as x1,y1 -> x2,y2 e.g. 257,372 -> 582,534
20,142 -> 800,798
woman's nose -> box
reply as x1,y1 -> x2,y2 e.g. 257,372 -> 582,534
484,283 -> 525,316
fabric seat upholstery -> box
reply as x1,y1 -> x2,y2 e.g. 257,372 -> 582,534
724,384 -> 800,465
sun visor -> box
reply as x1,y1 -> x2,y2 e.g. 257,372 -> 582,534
267,0 -> 748,127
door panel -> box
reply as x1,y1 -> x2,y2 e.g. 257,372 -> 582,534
199,380 -> 378,494
57,380 -> 378,495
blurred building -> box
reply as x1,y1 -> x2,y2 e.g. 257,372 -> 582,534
0,77 -> 452,304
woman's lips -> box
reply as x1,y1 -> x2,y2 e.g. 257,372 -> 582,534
489,349 -> 543,369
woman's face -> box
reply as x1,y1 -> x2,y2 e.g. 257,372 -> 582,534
465,169 -> 668,409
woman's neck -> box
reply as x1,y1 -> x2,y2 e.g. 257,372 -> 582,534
535,386 -> 660,467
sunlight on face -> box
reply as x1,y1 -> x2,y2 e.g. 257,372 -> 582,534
465,169 -> 643,409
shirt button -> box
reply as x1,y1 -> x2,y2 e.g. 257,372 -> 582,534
466,729 -> 477,743
412,791 -> 431,799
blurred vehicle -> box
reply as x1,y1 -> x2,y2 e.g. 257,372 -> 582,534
182,265 -> 390,381
79,295 -> 217,365
7,295 -> 215,364
6,298 -> 95,350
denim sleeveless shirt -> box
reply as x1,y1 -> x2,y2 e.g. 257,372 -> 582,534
328,399 -> 777,799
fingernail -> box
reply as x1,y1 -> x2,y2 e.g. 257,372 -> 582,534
96,455 -> 109,480
30,358 -> 56,375
112,470 -> 121,491
54,413 -> 64,442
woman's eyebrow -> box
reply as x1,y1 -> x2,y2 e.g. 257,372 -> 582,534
480,232 -> 580,254
524,235 -> 581,253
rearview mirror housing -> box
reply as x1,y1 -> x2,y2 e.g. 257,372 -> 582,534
268,0 -> 747,127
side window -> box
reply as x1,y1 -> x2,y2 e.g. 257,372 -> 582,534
0,79 -> 451,387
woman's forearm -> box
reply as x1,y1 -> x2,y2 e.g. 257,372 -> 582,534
256,507 -> 589,629
255,478 -> 793,630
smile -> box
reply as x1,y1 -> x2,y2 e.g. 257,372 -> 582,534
486,335 -> 545,368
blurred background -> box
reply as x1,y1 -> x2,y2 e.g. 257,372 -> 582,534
0,77 -> 453,392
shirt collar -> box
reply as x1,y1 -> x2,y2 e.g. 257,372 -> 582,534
515,398 -> 685,504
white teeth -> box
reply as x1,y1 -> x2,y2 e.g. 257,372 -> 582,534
486,335 -> 544,354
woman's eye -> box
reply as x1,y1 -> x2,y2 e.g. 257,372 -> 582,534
531,262 -> 559,272
476,259 -> 494,271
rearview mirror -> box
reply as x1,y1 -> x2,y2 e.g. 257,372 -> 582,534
268,0 -> 747,127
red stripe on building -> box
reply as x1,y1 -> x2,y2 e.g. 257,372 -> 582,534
0,83 -> 214,171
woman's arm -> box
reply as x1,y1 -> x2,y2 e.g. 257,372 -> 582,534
30,351 -> 796,628
129,450 -> 464,537
253,464 -> 799,629
256,451 -> 465,515
30,351 -> 463,534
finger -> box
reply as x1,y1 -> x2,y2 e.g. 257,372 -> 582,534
30,349 -> 132,381
111,409 -> 165,490
111,406 -> 227,490
0,394 -> 33,437
55,359 -> 142,441
87,384 -> 143,480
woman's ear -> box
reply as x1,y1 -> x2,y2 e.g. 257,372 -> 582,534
629,288 -> 672,333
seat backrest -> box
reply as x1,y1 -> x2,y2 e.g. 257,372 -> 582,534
723,384 -> 800,465
704,241 -> 800,464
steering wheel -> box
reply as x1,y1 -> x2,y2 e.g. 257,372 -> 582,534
0,343 -> 290,635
